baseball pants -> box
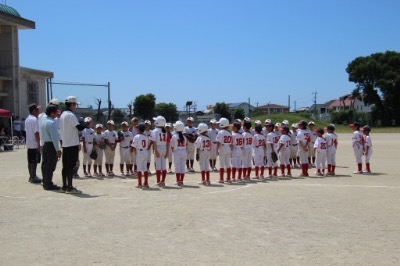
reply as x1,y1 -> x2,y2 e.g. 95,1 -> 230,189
82,143 -> 93,165
219,145 -> 231,169
105,145 -> 116,164
94,147 -> 104,165
136,151 -> 148,172
174,149 -> 187,174
279,149 -> 290,165
315,151 -> 327,170
154,145 -> 167,171
198,150 -> 210,172
120,147 -> 132,164
242,148 -> 252,168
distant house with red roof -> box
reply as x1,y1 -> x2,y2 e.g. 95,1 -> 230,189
256,103 -> 289,114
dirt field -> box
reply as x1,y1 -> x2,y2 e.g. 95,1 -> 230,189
1,133 -> 400,265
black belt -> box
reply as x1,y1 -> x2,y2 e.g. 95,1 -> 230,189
122,146 -> 129,149
292,144 -> 298,146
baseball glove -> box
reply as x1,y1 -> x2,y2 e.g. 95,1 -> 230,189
271,152 -> 278,163
90,149 -> 98,160
117,131 -> 124,139
99,143 -> 106,149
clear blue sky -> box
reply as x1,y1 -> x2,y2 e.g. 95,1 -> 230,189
9,0 -> 400,111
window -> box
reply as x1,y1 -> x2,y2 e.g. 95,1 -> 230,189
27,80 -> 38,104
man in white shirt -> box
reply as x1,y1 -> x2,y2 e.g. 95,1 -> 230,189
25,104 -> 42,183
59,96 -> 87,194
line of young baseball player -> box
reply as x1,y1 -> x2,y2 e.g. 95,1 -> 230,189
349,122 -> 373,174
78,114 -> 374,189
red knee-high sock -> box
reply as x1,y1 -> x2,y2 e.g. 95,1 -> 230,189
161,170 -> 167,182
242,167 -> 247,178
305,163 -> 309,174
180,174 -> 185,182
219,168 -> 224,181
286,165 -> 291,175
137,172 -> 142,186
255,166 -> 259,177
358,163 -> 362,172
144,171 -> 149,185
280,164 -> 285,175
156,170 -> 161,183
274,167 -> 278,176
206,171 -> 210,181
260,166 -> 265,176
176,173 -> 180,182
332,165 -> 336,173
268,167 -> 272,176
247,167 -> 251,177
201,171 -> 205,182
302,164 -> 307,175
366,163 -> 370,172
327,164 -> 332,173
238,168 -> 242,178
227,168 -> 231,181
232,167 -> 236,179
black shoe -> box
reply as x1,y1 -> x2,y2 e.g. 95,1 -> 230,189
43,184 -> 61,191
29,178 -> 41,184
60,186 -> 67,193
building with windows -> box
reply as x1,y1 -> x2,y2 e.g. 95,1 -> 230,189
0,4 -> 53,118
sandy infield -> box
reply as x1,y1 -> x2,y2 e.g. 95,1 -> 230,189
1,133 -> 400,265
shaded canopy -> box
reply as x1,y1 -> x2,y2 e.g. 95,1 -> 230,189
0,108 -> 12,117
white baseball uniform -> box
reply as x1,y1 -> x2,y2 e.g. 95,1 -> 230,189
131,133 -> 149,172
290,130 -> 298,159
216,129 -> 232,169
170,133 -> 187,174
266,131 -> 278,167
352,130 -> 363,164
119,130 -> 133,164
241,131 -> 253,168
296,129 -> 310,165
231,132 -> 244,169
150,128 -> 170,171
208,128 -> 219,160
326,132 -> 338,167
144,129 -> 152,163
104,129 -> 117,164
363,135 -> 373,163
82,127 -> 95,165
194,134 -> 211,172
314,136 -> 327,170
278,134 -> 291,165
184,126 -> 197,160
130,126 -> 138,166
93,132 -> 105,165
252,133 -> 266,167
308,129 -> 317,157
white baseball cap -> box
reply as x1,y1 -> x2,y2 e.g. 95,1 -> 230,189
255,120 -> 261,125
197,123 -> 208,133
144,120 -> 151,125
107,120 -> 115,125
187,117 -> 194,121
84,117 -> 92,123
65,96 -> 80,104
308,121 -> 315,125
49,98 -> 60,106
121,121 -> 128,126
291,123 -> 298,128
282,120 -> 289,125
165,123 -> 172,127
210,119 -> 217,124
95,123 -> 103,128
244,117 -> 251,122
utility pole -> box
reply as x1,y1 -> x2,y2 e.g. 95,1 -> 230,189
312,90 -> 317,117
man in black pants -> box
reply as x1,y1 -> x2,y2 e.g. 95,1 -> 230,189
59,96 -> 87,194
25,104 -> 42,183
41,105 -> 62,190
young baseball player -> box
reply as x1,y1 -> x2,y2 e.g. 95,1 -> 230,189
82,117 -> 95,177
93,123 -> 106,176
297,120 -> 310,177
195,123 -> 211,185
241,121 -> 253,181
184,117 -> 198,172
325,124 -> 338,175
104,120 -> 117,176
252,125 -> 266,179
313,128 -> 327,176
308,121 -> 317,167
144,120 -> 153,173
350,122 -> 363,174
129,117 -> 139,175
266,122 -> 278,178
131,123 -> 149,189
170,121 -> 187,186
231,122 -> 244,182
118,121 -> 133,176
165,123 -> 173,173
208,119 -> 219,172
277,126 -> 292,177
361,125 -> 373,174
150,116 -> 170,187
290,123 -> 299,168
216,117 -> 232,183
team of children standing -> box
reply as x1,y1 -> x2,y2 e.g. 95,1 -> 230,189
77,116 -> 373,189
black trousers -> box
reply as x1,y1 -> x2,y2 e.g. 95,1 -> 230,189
41,142 -> 58,188
27,148 -> 40,180
62,145 -> 79,188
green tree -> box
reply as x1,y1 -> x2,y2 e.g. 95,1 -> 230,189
111,109 -> 125,124
154,102 -> 179,122
233,107 -> 245,120
214,102 -> 231,120
346,50 -> 400,126
133,93 -> 156,120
